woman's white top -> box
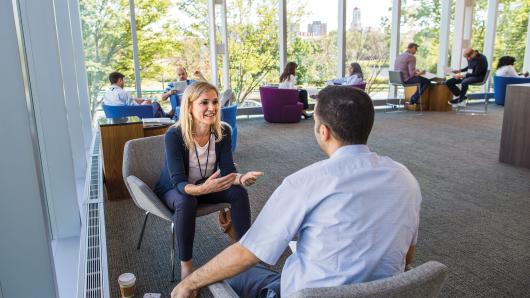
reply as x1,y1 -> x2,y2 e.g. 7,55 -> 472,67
327,74 -> 363,85
188,134 -> 217,184
345,74 -> 363,85
279,74 -> 296,89
496,65 -> 519,77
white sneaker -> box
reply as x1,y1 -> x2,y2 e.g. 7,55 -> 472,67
457,100 -> 467,107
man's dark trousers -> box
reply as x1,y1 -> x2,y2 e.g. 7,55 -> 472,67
404,76 -> 431,104
446,76 -> 484,100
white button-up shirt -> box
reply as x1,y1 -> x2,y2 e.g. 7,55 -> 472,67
103,84 -> 135,106
239,145 -> 422,297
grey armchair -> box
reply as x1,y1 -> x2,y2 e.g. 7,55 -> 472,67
208,261 -> 448,298
122,134 -> 230,281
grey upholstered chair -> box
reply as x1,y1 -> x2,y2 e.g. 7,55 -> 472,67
122,134 -> 230,281
208,261 -> 448,298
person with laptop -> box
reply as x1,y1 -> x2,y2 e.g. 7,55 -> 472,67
170,85 -> 422,298
161,67 -> 207,119
445,48 -> 488,107
394,42 -> 431,105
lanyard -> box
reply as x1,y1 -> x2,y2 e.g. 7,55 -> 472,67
194,134 -> 212,180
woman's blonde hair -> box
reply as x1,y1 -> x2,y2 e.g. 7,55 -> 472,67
176,81 -> 224,149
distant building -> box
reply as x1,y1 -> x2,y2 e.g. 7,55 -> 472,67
351,7 -> 361,30
307,21 -> 327,37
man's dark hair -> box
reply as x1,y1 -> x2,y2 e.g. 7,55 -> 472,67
109,72 -> 125,84
315,86 -> 374,145
408,43 -> 419,49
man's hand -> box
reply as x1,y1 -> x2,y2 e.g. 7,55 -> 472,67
200,170 -> 237,194
239,171 -> 264,187
171,283 -> 196,298
453,73 -> 464,79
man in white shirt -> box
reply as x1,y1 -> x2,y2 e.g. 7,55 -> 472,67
103,71 -> 166,117
171,86 -> 422,298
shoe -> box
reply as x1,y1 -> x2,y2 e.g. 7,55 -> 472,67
457,100 -> 467,107
302,112 -> 313,119
448,98 -> 461,106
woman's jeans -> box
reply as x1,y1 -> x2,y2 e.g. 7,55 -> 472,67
161,185 -> 251,261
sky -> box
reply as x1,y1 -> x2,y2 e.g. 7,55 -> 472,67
301,0 -> 393,31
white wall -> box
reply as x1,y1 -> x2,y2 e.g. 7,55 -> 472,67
0,1 -> 58,296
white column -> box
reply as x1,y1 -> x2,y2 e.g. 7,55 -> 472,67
482,0 -> 498,65
54,0 -> 87,187
129,0 -> 142,97
0,1 -> 58,296
451,0 -> 474,70
523,11 -> 530,72
69,0 -> 93,151
219,0 -> 230,89
337,0 -> 346,78
437,0 -> 451,77
482,0 -> 498,92
208,0 -> 219,86
389,0 -> 401,97
18,0 -> 81,238
279,0 -> 287,71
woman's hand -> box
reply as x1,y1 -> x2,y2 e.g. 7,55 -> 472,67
200,170 -> 237,194
239,171 -> 264,187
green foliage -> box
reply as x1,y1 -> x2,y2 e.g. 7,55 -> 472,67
80,0 -> 179,116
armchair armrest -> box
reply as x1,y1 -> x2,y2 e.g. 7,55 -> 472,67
208,281 -> 239,298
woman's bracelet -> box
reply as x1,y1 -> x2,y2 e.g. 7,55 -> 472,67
238,173 -> 244,186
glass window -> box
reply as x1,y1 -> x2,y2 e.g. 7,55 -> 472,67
287,0 -> 338,88
346,0 -> 392,99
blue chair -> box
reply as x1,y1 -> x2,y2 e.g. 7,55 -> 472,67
493,76 -> 530,105
221,105 -> 238,152
102,104 -> 155,119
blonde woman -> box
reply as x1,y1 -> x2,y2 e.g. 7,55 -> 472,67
154,81 -> 262,279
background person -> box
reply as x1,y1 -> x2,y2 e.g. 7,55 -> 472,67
446,48 -> 488,106
495,56 -> 529,77
153,81 -> 262,279
279,62 -> 312,119
102,71 -> 166,117
327,62 -> 364,85
162,67 -> 207,119
171,86 -> 422,298
394,43 -> 431,105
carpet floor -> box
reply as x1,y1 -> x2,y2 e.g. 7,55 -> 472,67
105,105 -> 530,297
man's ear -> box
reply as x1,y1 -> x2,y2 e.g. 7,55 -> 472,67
320,124 -> 330,142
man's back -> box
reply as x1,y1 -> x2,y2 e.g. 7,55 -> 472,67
103,84 -> 134,106
394,52 -> 416,82
240,145 -> 422,296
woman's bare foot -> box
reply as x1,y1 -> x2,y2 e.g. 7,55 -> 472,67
181,260 -> 194,280
219,209 -> 237,242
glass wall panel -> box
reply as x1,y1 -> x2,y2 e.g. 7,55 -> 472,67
491,0 -> 530,75
80,0 -> 209,118
346,0 -> 392,98
400,0 -> 443,74
226,0 -> 279,104
286,0 -> 338,87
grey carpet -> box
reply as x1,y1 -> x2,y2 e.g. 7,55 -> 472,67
105,106 -> 530,298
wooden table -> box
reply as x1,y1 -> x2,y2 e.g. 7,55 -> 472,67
405,83 -> 452,111
499,83 -> 530,168
99,117 -> 172,200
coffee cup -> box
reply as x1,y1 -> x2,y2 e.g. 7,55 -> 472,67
118,273 -> 136,298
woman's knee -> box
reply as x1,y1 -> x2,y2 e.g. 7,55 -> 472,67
229,185 -> 249,201
174,194 -> 198,211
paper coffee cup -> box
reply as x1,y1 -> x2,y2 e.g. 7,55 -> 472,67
118,273 -> 136,298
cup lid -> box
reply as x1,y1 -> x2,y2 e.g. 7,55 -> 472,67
118,273 -> 136,286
